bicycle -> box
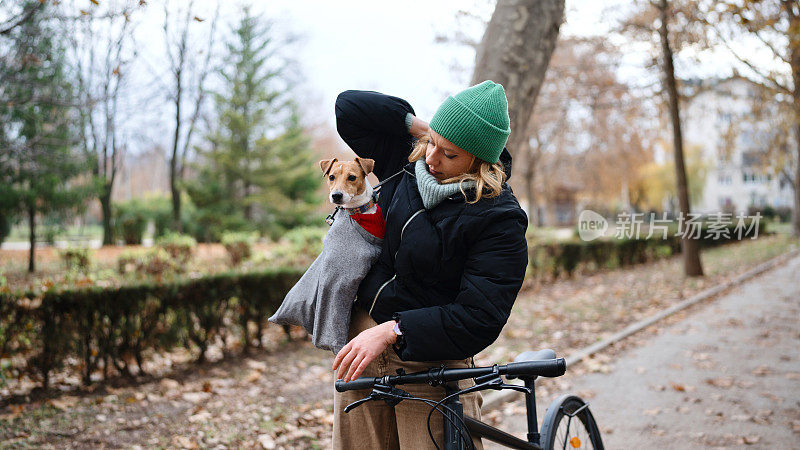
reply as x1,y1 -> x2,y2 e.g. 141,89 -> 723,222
335,349 -> 604,450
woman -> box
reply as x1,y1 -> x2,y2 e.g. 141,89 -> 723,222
332,81 -> 528,449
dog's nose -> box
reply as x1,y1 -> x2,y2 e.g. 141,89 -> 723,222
331,192 -> 343,203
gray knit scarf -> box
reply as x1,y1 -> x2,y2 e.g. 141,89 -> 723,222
414,159 -> 476,210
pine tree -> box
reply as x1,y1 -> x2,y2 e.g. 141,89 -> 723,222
250,104 -> 322,235
188,7 -> 319,239
0,1 -> 88,272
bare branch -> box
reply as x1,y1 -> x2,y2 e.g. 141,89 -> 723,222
0,2 -> 43,35
705,19 -> 792,94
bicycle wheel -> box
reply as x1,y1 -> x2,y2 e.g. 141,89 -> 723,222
540,394 -> 604,450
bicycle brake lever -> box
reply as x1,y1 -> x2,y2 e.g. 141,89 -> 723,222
345,385 -> 412,413
344,395 -> 374,413
473,375 -> 532,394
373,384 -> 411,407
497,383 -> 532,394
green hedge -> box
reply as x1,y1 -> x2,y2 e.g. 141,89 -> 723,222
529,221 -> 767,279
0,268 -> 302,390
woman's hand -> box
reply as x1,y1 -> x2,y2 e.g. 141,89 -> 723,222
333,321 -> 397,382
408,114 -> 430,139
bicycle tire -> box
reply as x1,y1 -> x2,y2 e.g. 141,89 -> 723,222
540,394 -> 604,450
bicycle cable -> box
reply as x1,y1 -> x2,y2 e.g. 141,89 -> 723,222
423,375 -> 510,450
371,390 -> 473,450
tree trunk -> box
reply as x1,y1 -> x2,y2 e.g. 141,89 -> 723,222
790,8 -> 800,237
170,166 -> 182,232
170,71 -> 183,233
99,185 -> 114,245
471,0 -> 565,156
522,142 -> 539,226
794,123 -> 800,237
658,0 -> 703,277
244,179 -> 252,221
525,166 -> 537,226
27,204 -> 35,273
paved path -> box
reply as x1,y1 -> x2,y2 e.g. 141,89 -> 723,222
489,254 -> 800,449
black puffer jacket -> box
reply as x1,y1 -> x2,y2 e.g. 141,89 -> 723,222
335,90 -> 528,362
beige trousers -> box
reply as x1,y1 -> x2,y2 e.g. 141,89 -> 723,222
333,307 -> 483,449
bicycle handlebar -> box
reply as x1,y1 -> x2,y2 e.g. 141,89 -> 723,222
335,357 -> 566,392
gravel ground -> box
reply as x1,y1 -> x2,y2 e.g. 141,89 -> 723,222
487,254 -> 800,449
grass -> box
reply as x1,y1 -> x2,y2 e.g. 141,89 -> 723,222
4,224 -> 104,243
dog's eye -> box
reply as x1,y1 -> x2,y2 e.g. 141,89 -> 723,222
347,175 -> 356,181
328,175 -> 335,181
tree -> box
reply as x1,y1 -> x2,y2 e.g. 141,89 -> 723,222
518,37 -> 656,225
187,8 -> 319,240
162,0 -> 218,232
618,0 -> 706,276
0,1 -> 43,36
656,0 -> 703,276
0,1 -> 88,272
632,144 -> 708,212
249,105 -> 321,236
67,0 -> 141,245
470,0 -> 564,226
702,0 -> 800,237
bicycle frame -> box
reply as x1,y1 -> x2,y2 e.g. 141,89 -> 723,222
336,357 -> 569,449
440,377 -> 543,450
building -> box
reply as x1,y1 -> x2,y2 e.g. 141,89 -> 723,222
682,76 -> 794,216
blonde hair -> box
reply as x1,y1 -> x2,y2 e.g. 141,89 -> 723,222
408,133 -> 507,204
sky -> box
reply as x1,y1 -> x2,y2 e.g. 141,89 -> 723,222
129,0 -> 637,129
69,0 -> 788,155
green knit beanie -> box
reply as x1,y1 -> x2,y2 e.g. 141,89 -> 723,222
428,80 -> 511,164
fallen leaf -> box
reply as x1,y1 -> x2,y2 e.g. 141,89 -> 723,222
752,366 -> 771,376
188,411 -> 212,423
246,370 -> 262,383
258,434 -> 276,449
741,435 -> 761,445
159,378 -> 181,391
173,435 -> 198,449
705,377 -> 734,388
247,360 -> 267,372
182,392 -> 210,403
670,382 -> 685,392
49,396 -> 79,410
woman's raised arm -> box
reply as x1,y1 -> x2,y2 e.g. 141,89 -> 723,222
335,90 -> 417,181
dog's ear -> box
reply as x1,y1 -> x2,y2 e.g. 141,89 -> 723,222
355,158 -> 375,176
319,158 -> 338,176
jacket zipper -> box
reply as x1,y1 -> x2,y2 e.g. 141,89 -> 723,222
369,274 -> 396,315
370,207 -> 425,316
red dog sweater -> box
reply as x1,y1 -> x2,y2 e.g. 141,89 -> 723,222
350,204 -> 386,239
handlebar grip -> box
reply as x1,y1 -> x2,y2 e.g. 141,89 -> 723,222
505,358 -> 566,378
335,377 -> 377,392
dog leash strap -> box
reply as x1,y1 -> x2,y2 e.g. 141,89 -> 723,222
325,206 -> 341,226
372,168 -> 405,193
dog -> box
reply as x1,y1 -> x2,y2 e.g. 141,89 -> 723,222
268,157 -> 385,353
